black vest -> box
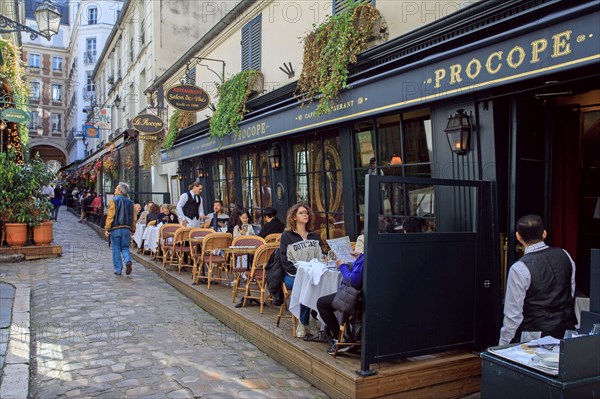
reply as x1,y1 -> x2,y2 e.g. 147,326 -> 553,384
182,192 -> 200,219
517,247 -> 577,338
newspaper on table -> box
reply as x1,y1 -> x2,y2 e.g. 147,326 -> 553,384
326,236 -> 356,264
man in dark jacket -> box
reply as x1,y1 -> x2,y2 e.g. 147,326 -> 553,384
104,182 -> 137,276
499,214 -> 577,344
258,207 -> 285,238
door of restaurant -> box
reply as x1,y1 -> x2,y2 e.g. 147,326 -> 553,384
360,175 -> 501,374
509,93 -> 600,297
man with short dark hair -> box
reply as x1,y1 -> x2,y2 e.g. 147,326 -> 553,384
203,199 -> 229,231
258,207 -> 285,238
499,214 -> 577,344
105,182 -> 137,276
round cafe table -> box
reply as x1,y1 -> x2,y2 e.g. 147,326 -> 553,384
289,260 -> 341,322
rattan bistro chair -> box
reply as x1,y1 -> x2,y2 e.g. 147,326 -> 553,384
164,227 -> 193,273
264,233 -> 282,244
189,228 -> 215,282
194,232 -> 232,289
242,242 -> 279,313
276,283 -> 297,336
333,311 -> 362,358
158,224 -> 181,267
229,235 -> 266,302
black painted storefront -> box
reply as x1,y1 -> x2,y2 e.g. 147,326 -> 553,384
162,0 -> 600,372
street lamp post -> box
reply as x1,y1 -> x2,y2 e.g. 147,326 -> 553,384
0,0 -> 62,41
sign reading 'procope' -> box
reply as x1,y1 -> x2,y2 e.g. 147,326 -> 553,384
132,114 -> 164,134
165,84 -> 210,112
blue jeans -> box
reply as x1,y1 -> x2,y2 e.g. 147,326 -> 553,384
284,274 -> 311,326
110,228 -> 131,274
52,205 -> 60,220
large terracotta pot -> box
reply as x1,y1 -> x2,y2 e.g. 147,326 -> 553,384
33,221 -> 53,246
5,223 -> 28,247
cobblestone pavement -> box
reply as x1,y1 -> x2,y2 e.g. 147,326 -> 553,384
1,207 -> 328,399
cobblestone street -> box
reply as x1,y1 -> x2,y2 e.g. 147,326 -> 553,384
1,207 -> 328,398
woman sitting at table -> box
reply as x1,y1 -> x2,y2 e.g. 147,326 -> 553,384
280,203 -> 324,338
145,203 -> 162,225
233,209 -> 256,238
316,252 -> 364,355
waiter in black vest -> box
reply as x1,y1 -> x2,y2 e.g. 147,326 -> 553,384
176,182 -> 206,227
499,214 -> 577,344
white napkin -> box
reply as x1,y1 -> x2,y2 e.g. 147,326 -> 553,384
492,345 -> 536,365
297,260 -> 328,285
526,336 -> 560,347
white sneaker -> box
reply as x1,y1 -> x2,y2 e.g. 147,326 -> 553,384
295,323 -> 306,338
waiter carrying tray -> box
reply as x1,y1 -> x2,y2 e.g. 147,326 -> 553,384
176,182 -> 206,227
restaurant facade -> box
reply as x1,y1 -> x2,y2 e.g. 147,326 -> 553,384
163,0 -> 599,307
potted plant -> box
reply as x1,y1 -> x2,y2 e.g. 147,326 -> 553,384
31,198 -> 54,245
0,149 -> 55,247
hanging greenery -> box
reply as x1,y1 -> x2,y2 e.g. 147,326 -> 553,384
296,1 -> 382,115
163,110 -> 195,150
209,70 -> 262,139
142,139 -> 160,169
163,110 -> 180,150
0,39 -> 30,159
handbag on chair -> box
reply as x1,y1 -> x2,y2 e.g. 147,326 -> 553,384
332,276 -> 361,313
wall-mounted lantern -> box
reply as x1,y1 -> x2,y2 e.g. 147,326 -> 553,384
197,165 -> 206,178
444,109 -> 472,156
268,144 -> 281,170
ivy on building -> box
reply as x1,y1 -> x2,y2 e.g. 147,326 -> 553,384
209,70 -> 262,139
296,1 -> 382,116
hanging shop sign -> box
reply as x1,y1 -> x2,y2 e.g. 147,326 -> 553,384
83,124 -> 99,138
132,113 -> 164,134
1,108 -> 29,123
165,84 -> 210,112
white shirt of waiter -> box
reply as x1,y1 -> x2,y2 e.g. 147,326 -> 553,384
176,185 -> 205,227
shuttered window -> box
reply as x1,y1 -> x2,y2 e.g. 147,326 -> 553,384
241,15 -> 261,71
333,0 -> 374,15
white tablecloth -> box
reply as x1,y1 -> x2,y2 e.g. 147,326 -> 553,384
142,226 -> 160,253
132,223 -> 146,248
289,260 -> 341,321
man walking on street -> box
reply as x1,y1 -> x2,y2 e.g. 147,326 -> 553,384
499,214 -> 577,344
105,182 -> 137,275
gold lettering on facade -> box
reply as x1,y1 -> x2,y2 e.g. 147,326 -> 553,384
486,51 -> 503,74
530,39 -> 547,64
552,30 -> 572,58
434,68 -> 446,89
234,122 -> 268,141
429,26 -> 581,89
507,46 -> 526,69
466,58 -> 482,79
295,99 -> 357,121
449,64 -> 462,84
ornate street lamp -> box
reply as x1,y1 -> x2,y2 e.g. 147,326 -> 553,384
0,0 -> 62,41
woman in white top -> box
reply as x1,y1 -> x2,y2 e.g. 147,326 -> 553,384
233,210 -> 256,238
